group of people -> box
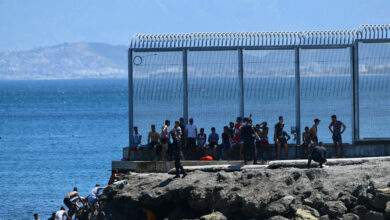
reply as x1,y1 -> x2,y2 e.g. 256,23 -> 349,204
129,114 -> 347,164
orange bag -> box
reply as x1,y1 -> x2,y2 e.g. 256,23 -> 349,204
200,155 -> 213,161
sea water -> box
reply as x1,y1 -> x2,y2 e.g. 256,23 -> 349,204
0,78 -> 389,219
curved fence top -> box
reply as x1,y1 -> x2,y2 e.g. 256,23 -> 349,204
130,24 -> 390,49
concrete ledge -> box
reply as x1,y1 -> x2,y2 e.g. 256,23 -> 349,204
114,156 -> 390,173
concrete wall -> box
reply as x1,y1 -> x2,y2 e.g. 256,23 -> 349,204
123,140 -> 390,161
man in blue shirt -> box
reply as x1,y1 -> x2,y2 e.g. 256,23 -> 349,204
208,127 -> 219,159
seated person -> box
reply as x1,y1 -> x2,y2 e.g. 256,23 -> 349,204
130,126 -> 142,150
108,169 -> 124,185
308,142 -> 327,168
300,126 -> 312,159
207,127 -> 219,158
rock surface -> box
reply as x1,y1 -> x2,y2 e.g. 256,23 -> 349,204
78,160 -> 390,220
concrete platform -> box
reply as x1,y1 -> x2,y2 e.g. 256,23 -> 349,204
113,156 -> 390,173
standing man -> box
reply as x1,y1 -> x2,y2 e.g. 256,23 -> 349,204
274,116 -> 291,160
148,125 -> 160,160
260,122 -> 270,160
63,187 -> 83,218
329,115 -> 346,158
300,126 -> 312,159
33,213 -> 39,220
185,118 -> 198,160
54,207 -> 71,220
234,117 -> 243,159
310,119 -> 320,146
171,121 -> 187,178
241,117 -> 259,165
161,120 -> 170,161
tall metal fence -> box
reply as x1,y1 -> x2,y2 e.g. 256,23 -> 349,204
128,24 -> 390,145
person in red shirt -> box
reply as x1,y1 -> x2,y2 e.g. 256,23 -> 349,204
234,117 -> 243,160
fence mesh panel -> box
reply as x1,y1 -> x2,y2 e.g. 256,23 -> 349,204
243,49 -> 296,144
132,51 -> 183,143
187,50 -> 239,135
359,42 -> 390,139
300,48 -> 352,143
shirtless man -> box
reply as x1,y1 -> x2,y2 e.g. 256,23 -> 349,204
148,125 -> 160,160
329,115 -> 346,158
63,187 -> 83,218
274,116 -> 291,160
161,120 -> 170,161
54,206 -> 71,220
300,126 -> 312,159
310,119 -> 320,146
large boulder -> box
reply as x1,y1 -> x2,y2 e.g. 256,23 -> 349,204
384,201 -> 390,219
372,188 -> 390,209
364,210 -> 384,220
323,201 -> 347,218
200,211 -> 227,220
294,208 -> 318,220
342,213 -> 359,220
352,205 -> 367,218
265,195 -> 294,217
266,216 -> 289,220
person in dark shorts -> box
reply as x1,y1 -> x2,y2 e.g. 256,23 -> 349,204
222,126 -> 234,160
274,116 -> 291,160
208,127 -> 219,159
63,187 -> 83,218
310,119 -> 320,146
241,117 -> 259,165
308,142 -> 327,168
300,126 -> 312,159
179,117 -> 186,160
161,120 -> 170,161
328,115 -> 346,158
259,122 -> 270,160
185,118 -> 198,159
171,121 -> 187,178
148,125 -> 160,160
197,128 -> 207,157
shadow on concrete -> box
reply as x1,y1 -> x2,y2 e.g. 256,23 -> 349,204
153,178 -> 173,188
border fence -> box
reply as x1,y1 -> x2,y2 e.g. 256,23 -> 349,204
128,24 -> 390,146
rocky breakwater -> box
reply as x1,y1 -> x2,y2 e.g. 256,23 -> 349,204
79,160 -> 390,220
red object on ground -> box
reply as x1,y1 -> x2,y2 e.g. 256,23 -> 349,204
200,156 -> 213,161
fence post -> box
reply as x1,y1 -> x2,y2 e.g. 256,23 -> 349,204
295,48 -> 301,154
183,49 -> 189,123
352,42 -> 360,143
238,48 -> 244,118
128,49 -> 134,147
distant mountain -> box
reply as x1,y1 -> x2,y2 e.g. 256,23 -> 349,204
0,43 -> 128,80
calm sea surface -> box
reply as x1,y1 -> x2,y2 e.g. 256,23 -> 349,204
0,78 -> 389,219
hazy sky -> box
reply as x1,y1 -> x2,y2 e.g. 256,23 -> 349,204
1,0 -> 390,51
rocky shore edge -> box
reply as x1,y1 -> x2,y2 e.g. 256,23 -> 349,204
78,159 -> 390,220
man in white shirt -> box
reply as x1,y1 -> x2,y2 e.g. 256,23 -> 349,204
55,207 -> 71,220
185,118 -> 198,159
